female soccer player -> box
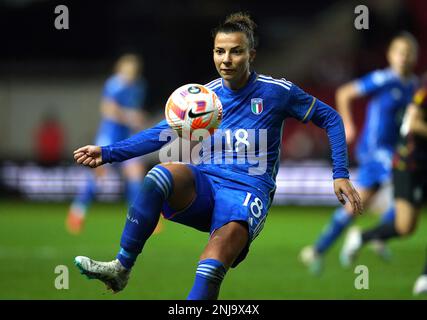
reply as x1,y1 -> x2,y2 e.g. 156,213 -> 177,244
72,12 -> 362,299
66,54 -> 150,234
300,32 -> 418,274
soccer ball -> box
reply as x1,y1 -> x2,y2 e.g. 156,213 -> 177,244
165,84 -> 223,136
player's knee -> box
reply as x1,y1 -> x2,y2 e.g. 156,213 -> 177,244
159,163 -> 196,207
395,222 -> 416,236
228,221 -> 249,242
143,164 -> 174,199
160,162 -> 192,181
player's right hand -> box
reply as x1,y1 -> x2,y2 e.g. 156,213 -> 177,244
73,145 -> 103,168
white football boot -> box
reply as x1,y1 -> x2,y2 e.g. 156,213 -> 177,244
340,227 -> 362,268
299,245 -> 323,275
413,275 -> 427,296
74,256 -> 130,293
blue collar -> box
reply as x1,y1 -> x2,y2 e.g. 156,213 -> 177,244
221,71 -> 258,96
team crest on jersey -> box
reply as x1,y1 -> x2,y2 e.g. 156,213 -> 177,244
251,98 -> 263,115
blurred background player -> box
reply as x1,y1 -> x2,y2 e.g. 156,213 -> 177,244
340,79 -> 427,295
66,53 -> 160,234
300,32 -> 419,274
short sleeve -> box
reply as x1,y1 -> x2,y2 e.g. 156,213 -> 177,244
286,84 -> 317,123
354,69 -> 389,95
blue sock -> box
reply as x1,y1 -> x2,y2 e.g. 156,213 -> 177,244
126,179 -> 142,206
187,259 -> 227,300
116,165 -> 173,269
380,206 -> 395,225
315,207 -> 353,254
72,174 -> 97,215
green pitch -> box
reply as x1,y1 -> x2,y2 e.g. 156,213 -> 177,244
0,201 -> 426,300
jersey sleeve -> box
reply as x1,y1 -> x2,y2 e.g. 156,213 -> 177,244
102,77 -> 121,102
354,69 -> 389,95
101,120 -> 177,163
285,84 -> 317,123
310,100 -> 349,179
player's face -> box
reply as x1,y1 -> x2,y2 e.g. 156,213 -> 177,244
213,32 -> 256,89
118,61 -> 139,83
387,38 -> 417,77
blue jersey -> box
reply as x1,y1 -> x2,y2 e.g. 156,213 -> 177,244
102,71 -> 349,203
103,74 -> 146,110
196,72 -> 325,201
96,75 -> 147,145
355,68 -> 417,159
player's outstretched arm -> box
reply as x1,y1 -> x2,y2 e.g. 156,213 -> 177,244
73,145 -> 103,168
310,99 -> 363,215
101,119 -> 176,164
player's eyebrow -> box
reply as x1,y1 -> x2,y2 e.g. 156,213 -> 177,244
214,45 -> 243,50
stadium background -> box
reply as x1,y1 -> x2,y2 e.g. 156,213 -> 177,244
0,0 -> 426,299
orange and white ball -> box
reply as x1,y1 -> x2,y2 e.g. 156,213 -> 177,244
165,84 -> 223,136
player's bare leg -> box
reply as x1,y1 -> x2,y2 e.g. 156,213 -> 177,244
188,221 -> 249,299
394,199 -> 420,236
200,221 -> 249,269
66,166 -> 108,235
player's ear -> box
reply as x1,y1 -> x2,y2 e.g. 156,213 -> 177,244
249,49 -> 256,63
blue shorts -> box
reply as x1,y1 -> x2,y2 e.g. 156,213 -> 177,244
161,164 -> 269,267
95,119 -> 131,146
356,149 -> 392,189
357,159 -> 391,189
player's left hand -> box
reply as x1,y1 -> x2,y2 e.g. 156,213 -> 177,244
333,178 -> 363,215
